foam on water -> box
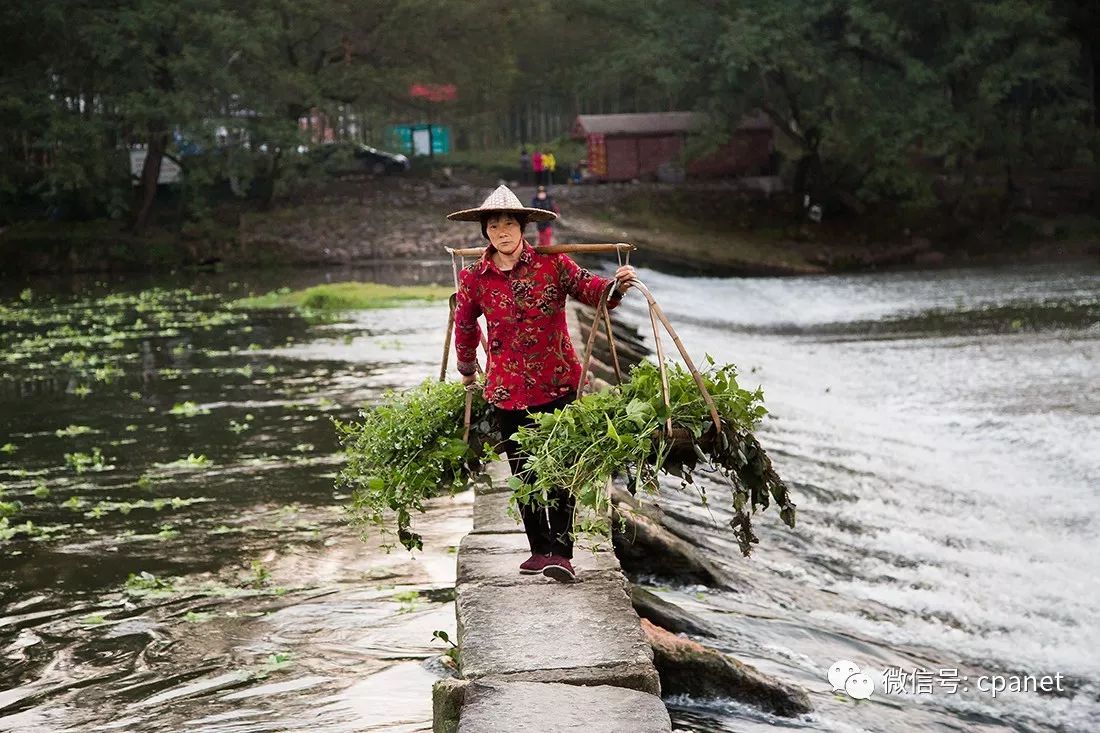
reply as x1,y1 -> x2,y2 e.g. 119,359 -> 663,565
609,261 -> 1100,732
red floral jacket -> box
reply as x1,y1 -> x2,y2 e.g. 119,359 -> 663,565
455,241 -> 622,410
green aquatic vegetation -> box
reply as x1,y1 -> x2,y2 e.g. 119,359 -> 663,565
169,401 -> 209,417
164,453 -> 211,469
0,518 -> 55,541
393,589 -> 421,613
208,524 -> 240,535
62,495 -> 86,511
83,496 -> 212,519
81,614 -> 107,625
65,447 -> 113,474
233,282 -> 452,312
32,483 -> 50,499
0,443 -> 17,454
260,652 -> 293,676
93,364 -> 125,383
336,379 -> 496,551
125,571 -> 175,595
0,500 -> 22,517
157,524 -> 179,540
249,560 -> 271,588
183,611 -> 214,623
69,385 -> 92,398
228,418 -> 251,434
55,424 -> 95,438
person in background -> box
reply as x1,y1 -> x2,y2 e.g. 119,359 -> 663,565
448,184 -> 636,582
531,148 -> 544,187
519,147 -> 531,185
543,150 -> 556,187
530,185 -> 560,247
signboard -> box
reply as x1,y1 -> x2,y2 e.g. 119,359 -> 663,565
388,124 -> 450,156
409,84 -> 457,102
129,148 -> 182,185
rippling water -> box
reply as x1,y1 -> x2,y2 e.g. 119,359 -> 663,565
0,275 -> 463,733
609,262 -> 1100,733
2,260 -> 1096,733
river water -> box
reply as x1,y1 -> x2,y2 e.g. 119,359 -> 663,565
1,260 -> 1096,733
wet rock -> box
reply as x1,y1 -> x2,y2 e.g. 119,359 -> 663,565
913,250 -> 946,267
630,585 -> 717,638
457,531 -> 622,587
457,679 -> 671,733
456,575 -> 660,694
610,487 -> 734,590
433,677 -> 467,733
640,619 -> 812,717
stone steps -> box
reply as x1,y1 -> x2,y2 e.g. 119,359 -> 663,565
438,461 -> 671,732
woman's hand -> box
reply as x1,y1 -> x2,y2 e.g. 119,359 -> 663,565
614,265 -> 637,295
461,373 -> 477,387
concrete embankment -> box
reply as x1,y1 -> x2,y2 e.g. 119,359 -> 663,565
434,462 -> 672,732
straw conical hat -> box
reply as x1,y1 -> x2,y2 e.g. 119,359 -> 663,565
446,184 -> 557,223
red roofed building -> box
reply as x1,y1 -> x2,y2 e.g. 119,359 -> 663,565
572,112 -> 774,182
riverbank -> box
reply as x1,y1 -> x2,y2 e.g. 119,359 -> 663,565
549,183 -> 1100,275
3,176 -> 1097,277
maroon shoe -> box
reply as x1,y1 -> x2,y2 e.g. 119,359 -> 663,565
542,555 -> 577,583
519,553 -> 550,574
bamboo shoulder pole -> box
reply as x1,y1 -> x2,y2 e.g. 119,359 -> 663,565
444,243 -> 635,257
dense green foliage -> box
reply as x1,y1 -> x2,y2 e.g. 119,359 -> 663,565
337,361 -> 796,556
335,380 -> 495,551
2,0 -> 1095,226
511,360 -> 795,556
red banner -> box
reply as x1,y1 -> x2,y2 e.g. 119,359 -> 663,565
409,84 -> 457,102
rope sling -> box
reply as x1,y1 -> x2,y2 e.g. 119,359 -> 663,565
440,243 -> 722,444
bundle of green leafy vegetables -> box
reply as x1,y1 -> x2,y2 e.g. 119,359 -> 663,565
334,379 -> 496,551
511,358 -> 795,556
336,359 -> 795,556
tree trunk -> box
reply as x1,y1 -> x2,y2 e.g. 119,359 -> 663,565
261,149 -> 282,210
132,126 -> 168,234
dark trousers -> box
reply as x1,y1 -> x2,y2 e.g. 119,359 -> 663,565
496,391 -> 577,558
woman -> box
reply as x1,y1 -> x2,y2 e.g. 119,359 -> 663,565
529,185 -> 560,247
449,185 -> 635,582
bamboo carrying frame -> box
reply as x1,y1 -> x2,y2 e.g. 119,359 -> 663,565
439,243 -> 722,443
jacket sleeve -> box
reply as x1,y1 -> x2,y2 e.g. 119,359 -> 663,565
557,254 -> 624,311
454,268 -> 482,376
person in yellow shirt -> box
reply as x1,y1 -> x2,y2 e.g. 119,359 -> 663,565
542,151 -> 556,186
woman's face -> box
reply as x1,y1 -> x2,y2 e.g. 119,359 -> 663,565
486,213 -> 522,254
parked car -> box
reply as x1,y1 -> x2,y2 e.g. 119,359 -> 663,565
309,142 -> 410,176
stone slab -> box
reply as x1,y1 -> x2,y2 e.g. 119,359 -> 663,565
457,680 -> 671,733
471,489 -> 523,534
432,678 -> 467,733
457,532 -> 622,586
456,574 -> 660,694
475,459 -> 514,495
